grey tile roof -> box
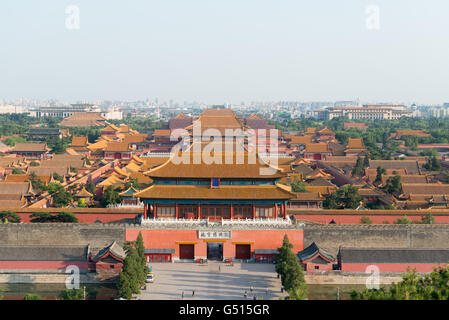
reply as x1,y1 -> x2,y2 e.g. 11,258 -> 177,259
293,164 -> 314,175
297,242 -> 335,262
338,248 -> 449,264
369,160 -> 420,175
308,177 -> 335,186
0,245 -> 88,261
92,241 -> 126,261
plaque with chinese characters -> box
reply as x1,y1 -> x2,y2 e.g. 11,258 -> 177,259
198,231 -> 231,239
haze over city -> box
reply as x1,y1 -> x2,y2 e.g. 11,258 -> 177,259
1,0 -> 449,104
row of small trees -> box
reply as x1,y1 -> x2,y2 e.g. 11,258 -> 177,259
117,232 -> 147,300
3,289 -> 85,300
276,235 -> 307,300
360,213 -> 435,225
0,210 -> 78,223
351,265 -> 449,300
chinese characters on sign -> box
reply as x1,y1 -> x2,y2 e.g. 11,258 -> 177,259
198,231 -> 231,239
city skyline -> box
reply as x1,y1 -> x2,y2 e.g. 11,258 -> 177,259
1,1 -> 449,104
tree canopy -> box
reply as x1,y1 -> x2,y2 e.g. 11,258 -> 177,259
351,266 -> 449,300
117,232 -> 147,300
324,185 -> 362,209
276,235 -> 307,300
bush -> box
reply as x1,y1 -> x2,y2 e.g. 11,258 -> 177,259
23,294 -> 44,300
53,173 -> 64,183
360,216 -> 372,224
0,211 -> 21,223
29,161 -> 39,167
56,212 -> 79,223
29,212 -> 78,223
394,217 -> 411,224
30,212 -> 53,223
12,168 -> 24,174
59,288 -> 84,300
421,213 -> 435,224
351,266 -> 449,300
291,180 -> 308,192
78,198 -> 86,207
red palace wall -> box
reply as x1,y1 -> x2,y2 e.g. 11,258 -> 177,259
6,207 -> 141,223
15,212 -> 136,223
293,213 -> 449,224
304,261 -> 333,273
341,263 -> 449,273
126,229 -> 303,259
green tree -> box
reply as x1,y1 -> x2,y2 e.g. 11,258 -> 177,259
23,294 -> 45,300
56,212 -> 78,223
421,213 -> 434,224
0,211 -> 21,223
360,216 -> 372,224
47,182 -> 64,194
28,172 -> 47,193
84,157 -> 92,166
53,173 -> 64,183
29,161 -> 39,167
12,168 -> 24,174
117,241 -> 144,299
323,191 -> 338,209
276,235 -> 293,278
59,288 -> 84,300
85,182 -> 96,195
383,175 -> 402,194
78,198 -> 86,207
352,157 -> 365,176
70,166 -> 78,174
423,156 -> 440,171
101,186 -> 121,207
363,155 -> 370,168
394,217 -> 411,224
52,189 -> 73,208
326,185 -> 362,209
275,235 -> 307,300
291,180 -> 308,192
117,270 -> 134,300
30,212 -> 53,223
124,178 -> 141,191
4,136 -> 26,146
374,166 -> 386,185
351,266 -> 449,300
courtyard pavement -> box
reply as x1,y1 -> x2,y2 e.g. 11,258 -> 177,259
136,261 -> 285,300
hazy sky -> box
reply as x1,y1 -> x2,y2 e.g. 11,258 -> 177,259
0,0 -> 448,104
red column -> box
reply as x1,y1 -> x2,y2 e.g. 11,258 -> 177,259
144,203 -> 147,220
252,204 -> 256,219
175,203 -> 179,219
283,203 -> 286,219
198,204 -> 201,220
230,204 -> 233,220
154,204 -> 157,219
274,204 -> 277,218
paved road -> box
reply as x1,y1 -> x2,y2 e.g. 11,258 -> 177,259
136,261 -> 285,300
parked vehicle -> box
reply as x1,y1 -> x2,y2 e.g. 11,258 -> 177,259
146,272 -> 154,283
